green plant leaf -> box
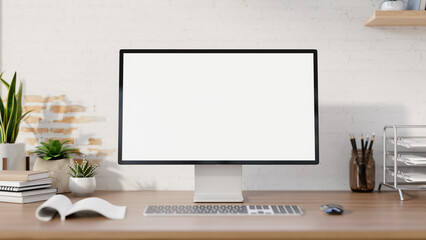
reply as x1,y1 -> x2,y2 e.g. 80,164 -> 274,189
67,165 -> 77,177
0,97 -> 5,143
11,110 -> 32,143
66,160 -> 98,178
39,141 -> 51,149
0,95 -> 5,131
4,73 -> 17,132
5,95 -> 17,143
0,124 -> 4,143
83,163 -> 92,176
77,163 -> 84,177
0,72 -> 10,89
11,98 -> 18,142
0,72 -> 30,143
61,140 -> 71,145
36,144 -> 51,152
87,171 -> 98,178
32,139 -> 79,160
16,81 -> 22,119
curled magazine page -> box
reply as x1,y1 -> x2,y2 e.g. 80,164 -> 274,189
35,195 -> 73,221
65,197 -> 126,220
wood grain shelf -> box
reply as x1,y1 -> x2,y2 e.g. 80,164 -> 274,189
364,10 -> 426,26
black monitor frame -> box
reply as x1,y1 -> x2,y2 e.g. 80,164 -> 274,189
118,49 -> 319,165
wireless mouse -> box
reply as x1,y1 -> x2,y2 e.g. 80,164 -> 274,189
320,204 -> 344,215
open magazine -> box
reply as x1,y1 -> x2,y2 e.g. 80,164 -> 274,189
35,195 -> 126,221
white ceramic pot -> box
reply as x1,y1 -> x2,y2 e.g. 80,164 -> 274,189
69,177 -> 96,196
0,143 -> 26,170
381,1 -> 407,10
33,158 -> 72,193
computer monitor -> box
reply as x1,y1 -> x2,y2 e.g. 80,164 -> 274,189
119,49 -> 319,202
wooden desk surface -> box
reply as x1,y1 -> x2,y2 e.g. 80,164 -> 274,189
1,190 -> 426,239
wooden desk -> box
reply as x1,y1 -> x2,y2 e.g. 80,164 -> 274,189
1,190 -> 426,239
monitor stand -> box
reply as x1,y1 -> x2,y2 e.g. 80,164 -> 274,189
194,165 -> 243,203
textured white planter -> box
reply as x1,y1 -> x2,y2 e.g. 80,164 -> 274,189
69,177 -> 96,196
33,158 -> 72,193
381,1 -> 407,10
0,143 -> 26,170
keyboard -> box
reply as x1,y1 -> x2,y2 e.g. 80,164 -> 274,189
144,205 -> 303,216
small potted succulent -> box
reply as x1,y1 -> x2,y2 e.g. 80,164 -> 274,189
31,139 -> 79,193
381,0 -> 408,10
67,159 -> 98,196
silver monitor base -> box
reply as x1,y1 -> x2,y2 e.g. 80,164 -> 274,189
194,165 -> 243,203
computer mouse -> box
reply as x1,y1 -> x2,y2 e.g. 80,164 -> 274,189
320,204 -> 344,215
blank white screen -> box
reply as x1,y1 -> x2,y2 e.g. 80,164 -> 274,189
122,53 -> 316,161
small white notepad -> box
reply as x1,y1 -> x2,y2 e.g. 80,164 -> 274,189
392,138 -> 426,148
389,169 -> 426,183
397,154 -> 426,165
35,195 -> 126,221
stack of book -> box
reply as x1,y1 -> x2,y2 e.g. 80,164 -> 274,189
0,170 -> 57,203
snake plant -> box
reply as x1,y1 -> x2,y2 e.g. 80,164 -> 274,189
0,72 -> 32,143
68,159 -> 98,178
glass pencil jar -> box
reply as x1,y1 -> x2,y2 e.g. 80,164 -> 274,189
349,149 -> 375,192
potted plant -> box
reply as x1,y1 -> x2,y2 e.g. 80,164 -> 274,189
381,0 -> 408,10
67,159 -> 98,196
0,72 -> 32,170
31,139 -> 79,193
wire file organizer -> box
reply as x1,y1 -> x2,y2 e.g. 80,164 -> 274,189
379,125 -> 426,200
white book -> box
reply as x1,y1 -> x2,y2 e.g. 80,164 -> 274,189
0,178 -> 52,187
36,195 -> 126,221
0,193 -> 56,204
0,188 -> 56,197
0,184 -> 52,192
0,170 -> 49,181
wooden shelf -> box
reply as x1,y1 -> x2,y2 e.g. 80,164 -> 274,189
364,10 -> 426,26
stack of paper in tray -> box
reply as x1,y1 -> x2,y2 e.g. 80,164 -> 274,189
0,170 -> 56,203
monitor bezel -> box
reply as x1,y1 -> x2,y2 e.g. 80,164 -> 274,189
118,49 -> 319,165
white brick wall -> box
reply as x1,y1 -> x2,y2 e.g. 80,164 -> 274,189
1,0 -> 426,190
